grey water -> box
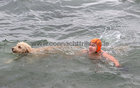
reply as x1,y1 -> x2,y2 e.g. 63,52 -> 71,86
0,0 -> 140,88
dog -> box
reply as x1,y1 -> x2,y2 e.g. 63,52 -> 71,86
7,42 -> 84,64
12,42 -> 82,55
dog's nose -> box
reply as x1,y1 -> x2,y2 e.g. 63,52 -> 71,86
12,48 -> 14,51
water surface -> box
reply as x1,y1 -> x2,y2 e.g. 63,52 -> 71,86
0,0 -> 140,88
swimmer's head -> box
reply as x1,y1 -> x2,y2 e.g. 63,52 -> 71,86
89,38 -> 102,53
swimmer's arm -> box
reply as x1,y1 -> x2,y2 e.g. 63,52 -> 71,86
76,49 -> 88,56
81,49 -> 88,53
101,50 -> 120,67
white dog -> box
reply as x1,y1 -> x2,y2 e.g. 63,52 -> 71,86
12,42 -> 81,54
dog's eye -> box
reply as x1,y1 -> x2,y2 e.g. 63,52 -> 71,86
18,46 -> 21,49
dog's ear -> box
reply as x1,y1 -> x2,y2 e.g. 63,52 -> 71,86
25,46 -> 31,53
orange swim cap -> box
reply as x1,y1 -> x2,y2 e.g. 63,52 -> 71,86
90,38 -> 102,53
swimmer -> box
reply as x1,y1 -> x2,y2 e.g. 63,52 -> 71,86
82,38 -> 120,67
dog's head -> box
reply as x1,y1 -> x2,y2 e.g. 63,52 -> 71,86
12,42 -> 32,53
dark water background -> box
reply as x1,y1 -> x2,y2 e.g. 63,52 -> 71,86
0,0 -> 140,88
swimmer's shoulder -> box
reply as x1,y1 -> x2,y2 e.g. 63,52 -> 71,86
101,50 -> 106,55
